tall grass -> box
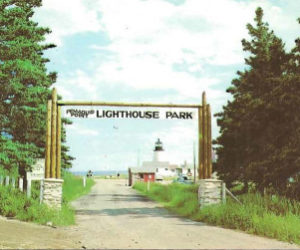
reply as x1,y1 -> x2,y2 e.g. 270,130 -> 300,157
0,172 -> 95,226
133,182 -> 300,245
62,171 -> 94,202
0,184 -> 74,225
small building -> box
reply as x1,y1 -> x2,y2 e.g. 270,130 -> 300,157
128,167 -> 155,186
128,138 -> 197,183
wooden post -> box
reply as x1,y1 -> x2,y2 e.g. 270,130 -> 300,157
207,104 -> 212,178
198,107 -> 203,179
193,141 -> 196,183
222,182 -> 226,204
27,177 -> 31,198
128,168 -> 132,186
83,176 -> 86,187
51,88 -> 57,178
5,176 -> 9,186
202,92 -> 207,179
56,105 -> 61,179
19,178 -> 23,192
45,100 -> 52,178
40,179 -> 44,204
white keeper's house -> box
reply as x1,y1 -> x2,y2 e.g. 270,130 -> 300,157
130,138 -> 195,181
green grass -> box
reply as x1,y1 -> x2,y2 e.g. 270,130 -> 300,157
62,172 -> 94,202
0,172 -> 95,226
93,174 -> 128,179
133,182 -> 300,245
0,184 -> 74,225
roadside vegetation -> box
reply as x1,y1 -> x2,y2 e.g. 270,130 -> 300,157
94,173 -> 128,179
133,182 -> 300,245
0,171 -> 94,226
63,171 -> 94,202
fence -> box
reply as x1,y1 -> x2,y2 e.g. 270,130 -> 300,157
0,175 -> 43,201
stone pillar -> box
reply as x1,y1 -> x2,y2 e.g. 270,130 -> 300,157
43,178 -> 64,209
198,179 -> 223,208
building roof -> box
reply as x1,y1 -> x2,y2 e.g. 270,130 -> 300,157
168,164 -> 179,170
130,167 -> 156,174
142,161 -> 169,168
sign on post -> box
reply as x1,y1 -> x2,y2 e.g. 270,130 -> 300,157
26,159 -> 45,198
26,159 -> 45,181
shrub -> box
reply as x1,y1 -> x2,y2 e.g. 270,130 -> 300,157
133,182 -> 300,245
0,172 -> 94,226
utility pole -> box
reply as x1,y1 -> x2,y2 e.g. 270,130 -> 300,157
193,141 -> 196,183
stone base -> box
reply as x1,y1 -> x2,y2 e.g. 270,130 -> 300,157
42,178 -> 64,209
198,179 -> 224,208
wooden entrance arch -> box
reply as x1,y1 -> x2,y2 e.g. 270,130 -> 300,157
44,88 -> 212,180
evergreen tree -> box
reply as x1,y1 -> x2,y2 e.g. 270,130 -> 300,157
0,0 -> 55,146
0,136 -> 37,176
0,0 -> 73,175
214,7 -> 299,193
61,118 -> 75,170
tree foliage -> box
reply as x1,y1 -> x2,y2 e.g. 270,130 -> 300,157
0,0 -> 73,174
0,135 -> 37,176
215,7 -> 300,197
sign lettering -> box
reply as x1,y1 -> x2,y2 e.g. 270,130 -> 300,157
64,108 -> 195,120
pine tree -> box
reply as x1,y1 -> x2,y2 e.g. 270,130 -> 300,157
0,0 -> 73,175
0,0 -> 56,145
214,7 -> 296,193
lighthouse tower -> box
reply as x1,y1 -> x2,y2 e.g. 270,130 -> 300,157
153,138 -> 164,162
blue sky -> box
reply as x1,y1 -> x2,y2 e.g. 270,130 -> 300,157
33,0 -> 300,172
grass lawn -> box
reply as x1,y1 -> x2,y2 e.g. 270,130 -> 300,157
63,171 -> 94,202
133,181 -> 300,245
0,172 -> 95,226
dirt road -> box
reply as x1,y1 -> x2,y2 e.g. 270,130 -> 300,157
0,179 -> 299,249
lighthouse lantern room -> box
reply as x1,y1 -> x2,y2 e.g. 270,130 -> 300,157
153,138 -> 164,162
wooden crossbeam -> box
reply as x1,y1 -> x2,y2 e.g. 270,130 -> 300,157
57,101 -> 201,109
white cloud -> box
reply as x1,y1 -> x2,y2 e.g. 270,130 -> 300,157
34,0 -> 102,45
94,0 -> 251,67
39,0 -> 300,101
68,124 -> 99,136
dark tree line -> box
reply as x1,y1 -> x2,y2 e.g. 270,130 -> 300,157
215,7 -> 300,199
0,0 -> 73,178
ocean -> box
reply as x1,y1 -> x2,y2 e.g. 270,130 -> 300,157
70,170 -> 128,176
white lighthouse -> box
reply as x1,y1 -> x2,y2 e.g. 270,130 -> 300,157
153,138 -> 164,162
130,138 -> 178,181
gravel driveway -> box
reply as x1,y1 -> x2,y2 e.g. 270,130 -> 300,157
0,179 -> 298,249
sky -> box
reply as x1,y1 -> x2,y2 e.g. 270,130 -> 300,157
33,0 -> 300,172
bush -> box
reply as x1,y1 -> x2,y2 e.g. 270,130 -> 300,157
133,182 -> 300,245
0,172 -> 94,226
